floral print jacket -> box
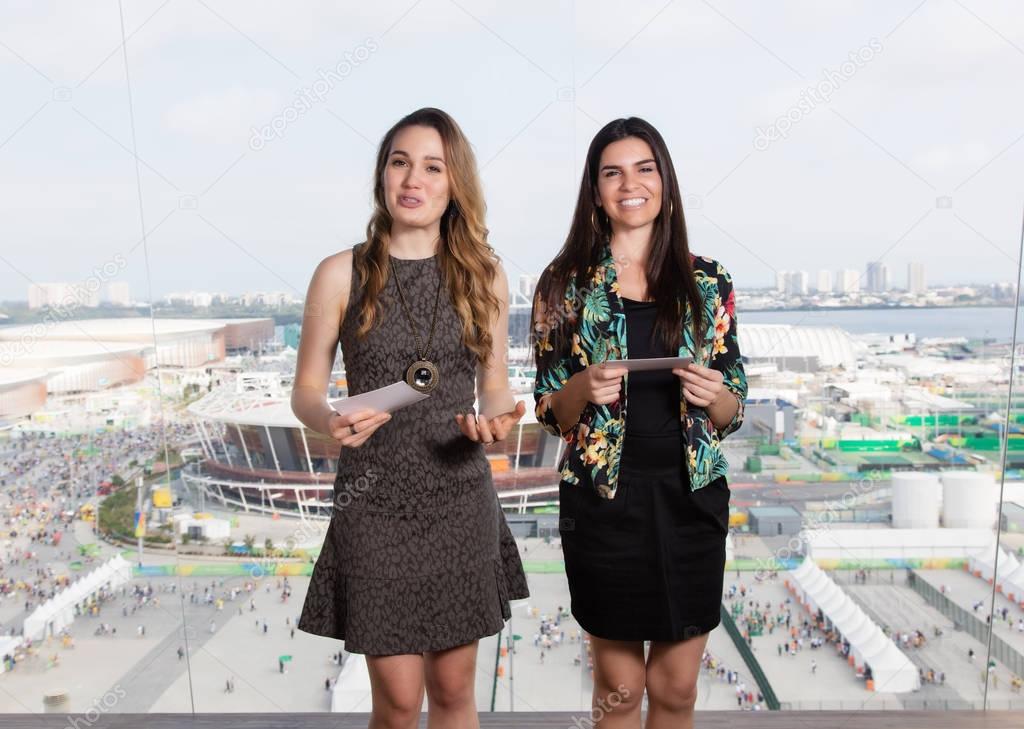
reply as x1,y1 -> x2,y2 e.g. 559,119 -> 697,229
531,242 -> 747,499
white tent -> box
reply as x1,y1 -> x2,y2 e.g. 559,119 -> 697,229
995,551 -> 1020,583
870,643 -> 921,692
968,543 -> 1016,583
787,559 -> 919,693
23,555 -> 133,641
851,625 -> 890,671
1002,563 -> 1024,604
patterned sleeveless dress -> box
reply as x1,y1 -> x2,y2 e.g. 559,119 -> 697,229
297,243 -> 530,655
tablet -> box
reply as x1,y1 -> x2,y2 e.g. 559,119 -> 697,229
597,356 -> 692,372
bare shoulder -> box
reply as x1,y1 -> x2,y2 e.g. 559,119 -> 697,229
315,247 -> 354,284
307,246 -> 356,321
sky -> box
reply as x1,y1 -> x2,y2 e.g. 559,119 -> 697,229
0,0 -> 1022,303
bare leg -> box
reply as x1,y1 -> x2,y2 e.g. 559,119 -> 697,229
588,635 -> 645,727
366,652 -> 425,729
424,639 -> 480,729
644,630 -> 710,729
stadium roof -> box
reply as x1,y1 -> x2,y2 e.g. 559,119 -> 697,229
0,368 -> 48,388
740,324 -> 859,369
0,317 -> 271,344
0,339 -> 151,367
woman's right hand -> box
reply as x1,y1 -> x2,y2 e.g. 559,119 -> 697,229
326,408 -> 391,448
570,363 -> 627,405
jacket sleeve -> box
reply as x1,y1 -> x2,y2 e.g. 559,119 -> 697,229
709,261 -> 747,440
531,276 -> 580,439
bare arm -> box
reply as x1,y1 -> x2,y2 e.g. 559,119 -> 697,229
476,261 -> 516,418
291,249 -> 391,445
531,279 -> 624,438
291,250 -> 351,435
456,261 -> 526,442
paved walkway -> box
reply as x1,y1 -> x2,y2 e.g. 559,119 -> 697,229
731,577 -> 906,709
834,569 -> 1019,707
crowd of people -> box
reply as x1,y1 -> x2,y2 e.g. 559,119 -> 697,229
700,648 -> 765,710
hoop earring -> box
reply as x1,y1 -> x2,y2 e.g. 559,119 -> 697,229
591,208 -> 602,232
669,200 -> 674,216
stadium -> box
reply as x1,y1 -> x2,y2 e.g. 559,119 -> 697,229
183,381 -> 562,519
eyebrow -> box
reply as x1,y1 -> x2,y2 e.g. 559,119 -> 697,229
390,149 -> 446,163
600,158 -> 656,171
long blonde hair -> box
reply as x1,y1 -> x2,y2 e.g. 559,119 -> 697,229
352,107 -> 499,364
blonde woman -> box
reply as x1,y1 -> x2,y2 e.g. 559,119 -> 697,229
293,107 -> 529,729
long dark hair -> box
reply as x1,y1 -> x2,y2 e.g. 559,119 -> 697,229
532,117 -> 704,361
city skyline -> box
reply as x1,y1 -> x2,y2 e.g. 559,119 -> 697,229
1,2 -> 1022,302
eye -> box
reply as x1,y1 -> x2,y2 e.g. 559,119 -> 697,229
390,158 -> 407,167
427,164 -> 442,173
640,165 -> 655,173
603,169 -> 620,178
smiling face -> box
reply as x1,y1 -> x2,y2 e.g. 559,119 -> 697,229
383,124 -> 451,233
595,136 -> 664,233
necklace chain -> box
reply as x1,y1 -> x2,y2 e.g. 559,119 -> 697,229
390,256 -> 442,362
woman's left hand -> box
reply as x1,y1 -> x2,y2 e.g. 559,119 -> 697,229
672,361 -> 725,408
456,400 -> 527,444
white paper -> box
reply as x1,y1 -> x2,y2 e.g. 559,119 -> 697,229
328,381 -> 429,416
597,356 -> 693,372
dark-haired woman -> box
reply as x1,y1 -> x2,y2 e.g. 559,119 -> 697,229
531,117 -> 747,728
292,107 -> 529,729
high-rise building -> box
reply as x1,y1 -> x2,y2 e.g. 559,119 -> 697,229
866,261 -> 889,292
907,262 -> 926,294
815,269 -> 833,294
28,282 -> 99,310
518,273 -> 540,300
784,271 -> 809,296
107,281 -> 132,307
836,269 -> 860,293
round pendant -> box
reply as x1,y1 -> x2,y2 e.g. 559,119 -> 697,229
405,359 -> 439,394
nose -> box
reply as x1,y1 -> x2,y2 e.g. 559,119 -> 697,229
400,165 -> 423,189
618,171 -> 640,190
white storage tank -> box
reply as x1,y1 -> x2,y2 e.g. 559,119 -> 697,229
941,471 -> 998,529
891,472 -> 940,529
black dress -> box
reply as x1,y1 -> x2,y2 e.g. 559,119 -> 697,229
559,297 -> 730,642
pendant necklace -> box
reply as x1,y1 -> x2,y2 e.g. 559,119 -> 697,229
390,255 -> 442,394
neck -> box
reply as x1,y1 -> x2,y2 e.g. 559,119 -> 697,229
389,224 -> 442,259
609,224 -> 654,268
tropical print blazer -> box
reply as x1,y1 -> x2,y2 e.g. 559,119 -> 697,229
531,241 -> 747,499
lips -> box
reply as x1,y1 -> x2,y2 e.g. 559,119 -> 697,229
398,195 -> 423,208
618,197 -> 648,208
